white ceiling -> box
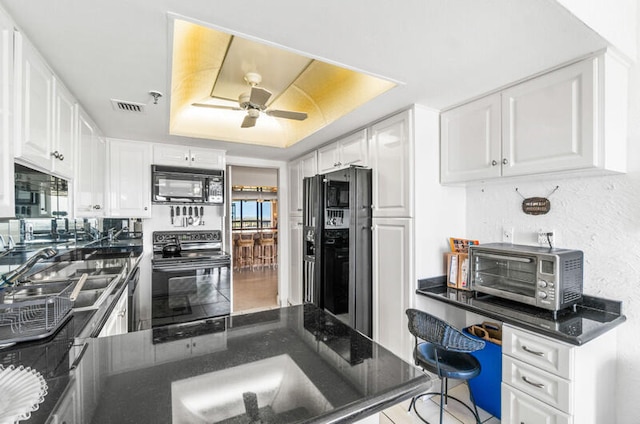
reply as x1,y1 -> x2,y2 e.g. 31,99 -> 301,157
0,0 -> 607,161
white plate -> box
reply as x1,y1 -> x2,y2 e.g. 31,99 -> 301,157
0,365 -> 48,424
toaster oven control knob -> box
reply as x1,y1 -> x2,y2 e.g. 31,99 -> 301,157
538,291 -> 548,299
538,280 -> 548,288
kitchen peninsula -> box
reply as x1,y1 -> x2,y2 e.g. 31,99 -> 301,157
2,278 -> 429,424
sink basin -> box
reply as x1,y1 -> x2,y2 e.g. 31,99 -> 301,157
171,354 -> 332,423
8,274 -> 120,310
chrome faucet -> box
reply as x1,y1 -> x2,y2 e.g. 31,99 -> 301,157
0,247 -> 57,287
108,227 -> 128,242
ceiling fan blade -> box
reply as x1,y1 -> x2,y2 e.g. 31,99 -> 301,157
250,86 -> 271,108
241,114 -> 258,128
192,103 -> 242,111
266,109 -> 308,121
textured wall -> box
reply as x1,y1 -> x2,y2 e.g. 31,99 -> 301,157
466,171 -> 640,423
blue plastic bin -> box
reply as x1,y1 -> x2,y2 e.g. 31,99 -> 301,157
463,327 -> 501,419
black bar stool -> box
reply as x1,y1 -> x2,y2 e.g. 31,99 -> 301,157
406,308 -> 485,424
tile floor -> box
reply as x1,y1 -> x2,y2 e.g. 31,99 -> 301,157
232,266 -> 278,313
382,382 -> 500,424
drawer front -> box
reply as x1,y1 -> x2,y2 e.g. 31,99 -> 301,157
502,383 -> 572,424
503,324 -> 573,378
503,356 -> 572,413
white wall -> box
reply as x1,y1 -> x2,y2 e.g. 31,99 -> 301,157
464,6 -> 640,421
557,0 -> 637,61
466,172 -> 640,424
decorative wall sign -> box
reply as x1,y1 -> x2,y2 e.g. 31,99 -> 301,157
515,186 -> 558,215
521,197 -> 551,215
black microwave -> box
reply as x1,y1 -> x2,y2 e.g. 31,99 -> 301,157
151,165 -> 224,205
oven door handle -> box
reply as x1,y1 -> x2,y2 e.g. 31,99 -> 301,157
474,253 -> 533,263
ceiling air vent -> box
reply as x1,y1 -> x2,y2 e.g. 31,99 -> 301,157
111,99 -> 146,113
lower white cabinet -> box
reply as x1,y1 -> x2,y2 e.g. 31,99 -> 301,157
107,139 -> 152,217
288,218 -> 303,305
98,289 -> 128,338
501,324 -> 618,423
372,217 -> 413,361
49,378 -> 79,424
502,383 -> 572,424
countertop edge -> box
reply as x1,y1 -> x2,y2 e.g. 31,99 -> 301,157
415,288 -> 626,345
310,380 -> 431,423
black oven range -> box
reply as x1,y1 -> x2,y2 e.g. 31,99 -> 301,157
151,230 -> 231,327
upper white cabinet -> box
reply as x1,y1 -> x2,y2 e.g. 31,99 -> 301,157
14,31 -> 53,171
441,94 -> 501,182
0,9 -> 14,217
288,151 -> 317,216
441,52 -> 629,184
153,144 -> 225,169
107,139 -> 152,218
317,129 -> 368,173
52,79 -> 76,178
369,110 -> 413,218
75,109 -> 105,217
14,31 -> 77,179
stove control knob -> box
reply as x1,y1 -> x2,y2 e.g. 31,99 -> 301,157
538,291 -> 548,299
538,280 -> 548,288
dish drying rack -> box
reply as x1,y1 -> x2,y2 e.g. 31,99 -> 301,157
0,282 -> 74,345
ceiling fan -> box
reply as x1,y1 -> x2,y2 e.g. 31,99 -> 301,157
193,72 -> 308,128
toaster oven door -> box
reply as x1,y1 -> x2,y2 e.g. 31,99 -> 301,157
471,252 -> 538,305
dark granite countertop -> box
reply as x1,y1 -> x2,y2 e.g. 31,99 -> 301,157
78,305 -> 428,424
417,277 -> 626,345
0,246 -> 143,423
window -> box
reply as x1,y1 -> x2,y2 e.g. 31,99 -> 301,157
231,200 -> 275,229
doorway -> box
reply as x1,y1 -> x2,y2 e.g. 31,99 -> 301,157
228,166 -> 279,313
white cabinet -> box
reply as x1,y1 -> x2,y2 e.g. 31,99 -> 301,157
441,52 -> 629,184
75,109 -> 105,217
317,129 -> 368,173
13,32 -> 77,179
372,217 -> 413,361
14,31 -> 53,171
288,218 -> 303,305
154,331 -> 226,363
501,323 -> 618,424
50,378 -> 79,424
153,144 -> 225,169
440,94 -> 501,183
98,289 -> 128,338
51,79 -> 76,178
288,151 -> 317,216
0,9 -> 14,217
107,139 -> 152,217
369,110 -> 413,218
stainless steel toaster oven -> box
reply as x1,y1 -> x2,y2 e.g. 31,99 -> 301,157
469,243 -> 583,312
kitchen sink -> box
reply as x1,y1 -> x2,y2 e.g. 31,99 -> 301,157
171,354 -> 332,423
7,274 -> 120,310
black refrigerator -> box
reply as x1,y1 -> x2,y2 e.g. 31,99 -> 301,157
302,166 -> 372,337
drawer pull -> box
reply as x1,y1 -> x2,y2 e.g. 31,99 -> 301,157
522,375 -> 545,389
522,345 -> 545,356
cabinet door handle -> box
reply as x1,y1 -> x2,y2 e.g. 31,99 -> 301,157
502,158 -> 508,165
93,205 -> 101,210
144,207 -> 148,211
59,154 -> 64,161
51,151 -> 60,159
521,375 -> 545,389
491,160 -> 498,166
185,154 -> 189,161
522,345 -> 545,356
